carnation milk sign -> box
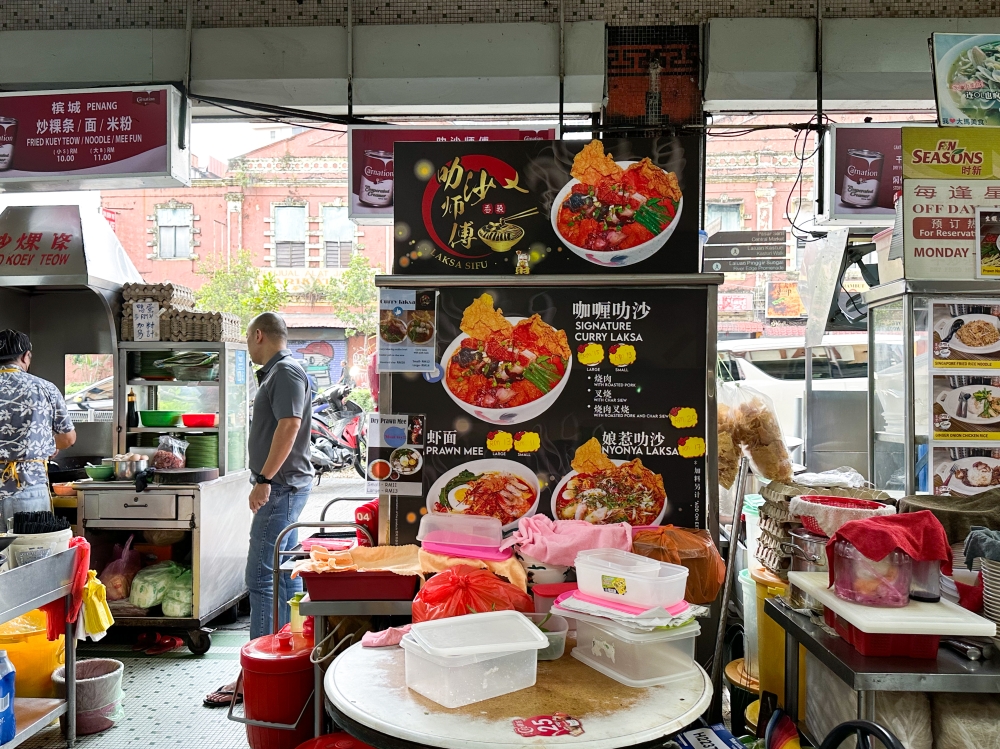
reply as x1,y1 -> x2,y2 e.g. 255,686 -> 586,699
900,127 -> 1000,279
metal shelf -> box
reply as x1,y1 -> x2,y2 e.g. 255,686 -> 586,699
128,427 -> 220,433
128,379 -> 219,387
119,342 -> 240,351
2,699 -> 68,749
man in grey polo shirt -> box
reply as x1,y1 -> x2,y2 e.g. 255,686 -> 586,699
205,312 -> 313,708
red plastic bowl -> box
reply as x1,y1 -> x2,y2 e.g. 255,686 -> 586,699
182,413 -> 217,428
796,495 -> 886,536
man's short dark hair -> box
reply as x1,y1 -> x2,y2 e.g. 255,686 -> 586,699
248,312 -> 288,342
0,329 -> 31,365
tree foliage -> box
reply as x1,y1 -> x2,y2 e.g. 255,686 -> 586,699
195,250 -> 290,328
326,252 -> 379,338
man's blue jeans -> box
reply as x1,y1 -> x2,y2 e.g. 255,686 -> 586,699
245,482 -> 310,639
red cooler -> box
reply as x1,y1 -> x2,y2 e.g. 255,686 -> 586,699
240,631 -> 314,749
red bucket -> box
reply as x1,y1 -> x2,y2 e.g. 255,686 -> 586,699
240,632 -> 314,749
295,733 -> 375,749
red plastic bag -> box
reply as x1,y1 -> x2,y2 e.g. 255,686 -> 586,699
99,534 -> 142,601
412,565 -> 534,623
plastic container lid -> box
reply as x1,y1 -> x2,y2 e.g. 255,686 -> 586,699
240,632 -> 313,673
400,633 -> 522,667
532,582 -> 578,599
417,514 -> 503,548
743,494 -> 765,515
575,548 -> 661,577
409,611 -> 547,657
580,617 -> 700,644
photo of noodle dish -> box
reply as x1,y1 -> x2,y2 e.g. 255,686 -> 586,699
936,384 -> 1000,425
935,314 -> 1000,354
426,459 -> 541,531
441,293 -> 571,425
550,438 -> 667,526
936,456 -> 1000,496
380,310 -> 408,345
550,140 -> 683,267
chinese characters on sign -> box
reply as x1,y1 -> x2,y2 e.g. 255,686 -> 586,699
976,208 -> 1000,279
932,34 -> 1000,128
132,302 -> 160,342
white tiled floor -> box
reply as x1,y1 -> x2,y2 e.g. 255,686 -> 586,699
23,478 -> 372,749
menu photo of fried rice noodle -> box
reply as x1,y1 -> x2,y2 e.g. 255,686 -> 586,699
956,319 -> 1000,348
443,293 -> 571,412
551,438 -> 667,526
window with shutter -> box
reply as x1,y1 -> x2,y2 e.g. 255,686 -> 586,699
322,206 -> 354,268
274,205 -> 308,268
156,207 -> 193,258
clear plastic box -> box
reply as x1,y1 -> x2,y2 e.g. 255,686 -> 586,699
832,540 -> 912,608
409,610 -> 547,657
526,613 -> 568,660
572,619 -> 700,687
416,514 -> 509,560
575,549 -> 688,609
400,634 -> 538,708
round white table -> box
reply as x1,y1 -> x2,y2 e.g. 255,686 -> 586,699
325,641 -> 713,749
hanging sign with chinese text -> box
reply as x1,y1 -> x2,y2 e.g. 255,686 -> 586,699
0,204 -> 85,275
0,85 -> 188,190
902,127 -> 1000,180
381,284 -> 709,545
392,137 -> 700,275
902,179 -> 1000,280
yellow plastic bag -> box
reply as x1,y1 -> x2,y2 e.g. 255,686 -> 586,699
82,570 -> 115,637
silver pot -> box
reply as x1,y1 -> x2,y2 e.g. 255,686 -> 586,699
784,527 -> 829,611
111,458 -> 148,480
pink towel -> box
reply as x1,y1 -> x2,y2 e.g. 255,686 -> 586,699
499,515 -> 631,567
361,624 -> 412,648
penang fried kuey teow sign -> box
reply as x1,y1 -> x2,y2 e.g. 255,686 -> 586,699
0,85 -> 189,190
392,137 -> 700,275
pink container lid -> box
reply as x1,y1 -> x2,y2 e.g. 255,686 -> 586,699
421,540 -> 512,562
553,589 -> 690,617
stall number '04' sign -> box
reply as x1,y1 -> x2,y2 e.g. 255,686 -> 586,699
132,302 -> 160,342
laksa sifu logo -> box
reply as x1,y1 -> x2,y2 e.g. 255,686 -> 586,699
912,140 -> 985,166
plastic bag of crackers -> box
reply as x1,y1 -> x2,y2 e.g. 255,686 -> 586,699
718,382 -> 792,486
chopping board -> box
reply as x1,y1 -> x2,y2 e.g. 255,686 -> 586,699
789,571 -> 996,636
151,467 -> 220,484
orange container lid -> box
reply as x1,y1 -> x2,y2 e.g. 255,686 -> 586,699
748,565 -> 788,591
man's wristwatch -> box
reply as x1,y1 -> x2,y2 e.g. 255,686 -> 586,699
255,474 -> 273,485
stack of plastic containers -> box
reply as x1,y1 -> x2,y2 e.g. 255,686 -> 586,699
560,549 -> 700,688
416,514 -> 511,561
401,611 -> 547,707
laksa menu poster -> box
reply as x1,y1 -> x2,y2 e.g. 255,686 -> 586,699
392,137 -> 700,275
382,284 -> 709,545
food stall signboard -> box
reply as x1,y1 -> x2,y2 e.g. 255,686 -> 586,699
392,137 -> 700,275
931,300 -> 1000,370
377,288 -> 437,372
383,283 -> 709,545
132,302 -> 160,342
718,294 -> 754,313
932,34 -> 1000,127
348,126 -> 554,225
976,208 -> 1000,278
365,413 -> 426,496
0,204 -> 85,275
902,127 -> 1000,180
0,85 -> 189,190
766,282 -> 806,319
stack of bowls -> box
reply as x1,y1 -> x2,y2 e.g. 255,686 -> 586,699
981,559 -> 1000,639
185,434 -> 219,468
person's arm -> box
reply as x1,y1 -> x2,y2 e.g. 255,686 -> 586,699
49,382 -> 77,454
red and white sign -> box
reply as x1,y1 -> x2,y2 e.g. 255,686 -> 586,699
903,179 -> 1000,280
348,126 -> 555,224
718,293 -> 754,313
0,86 -> 188,190
102,207 -> 117,233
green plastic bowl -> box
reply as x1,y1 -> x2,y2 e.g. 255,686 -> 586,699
139,410 -> 183,427
84,464 -> 115,481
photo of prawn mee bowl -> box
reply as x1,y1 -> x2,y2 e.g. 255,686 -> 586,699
551,140 -> 683,267
550,438 -> 667,526
441,293 -> 571,425
935,313 -> 1000,354
390,447 -> 423,476
380,310 -> 408,345
427,459 -> 541,531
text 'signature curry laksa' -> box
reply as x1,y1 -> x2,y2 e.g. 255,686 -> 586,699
555,438 -> 667,525
557,140 -> 682,253
446,293 -> 570,409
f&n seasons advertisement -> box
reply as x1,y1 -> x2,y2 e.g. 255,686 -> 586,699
391,136 -> 700,275
381,284 -> 710,545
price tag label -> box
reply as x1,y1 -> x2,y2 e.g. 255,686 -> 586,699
132,302 -> 160,341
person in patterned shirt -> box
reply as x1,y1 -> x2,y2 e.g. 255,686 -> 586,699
0,329 -> 76,532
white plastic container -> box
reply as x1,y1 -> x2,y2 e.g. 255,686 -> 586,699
575,549 -> 688,610
8,528 -> 72,568
738,568 -> 759,680
409,610 -> 547,656
416,513 -> 509,560
572,619 -> 700,687
400,634 -> 538,708
526,613 -> 568,661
